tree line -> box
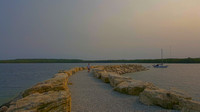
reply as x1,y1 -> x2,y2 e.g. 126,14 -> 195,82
1,58 -> 200,63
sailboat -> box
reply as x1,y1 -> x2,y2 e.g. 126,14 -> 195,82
153,49 -> 168,68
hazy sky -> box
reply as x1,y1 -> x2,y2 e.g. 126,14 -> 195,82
1,0 -> 200,60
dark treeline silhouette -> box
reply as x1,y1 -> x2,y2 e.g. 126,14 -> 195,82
0,59 -> 83,63
1,58 -> 200,63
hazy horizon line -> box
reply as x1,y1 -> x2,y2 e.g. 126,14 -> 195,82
1,57 -> 199,61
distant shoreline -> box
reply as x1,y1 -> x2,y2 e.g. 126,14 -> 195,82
1,58 -> 200,63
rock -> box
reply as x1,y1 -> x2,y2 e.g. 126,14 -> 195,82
76,67 -> 81,72
79,67 -> 83,71
93,70 -> 105,79
114,80 -> 156,96
22,75 -> 68,97
91,66 -> 95,68
65,71 -> 73,76
67,70 -> 74,76
53,73 -> 68,78
101,72 -> 110,83
5,66 -> 97,112
58,70 -> 65,73
70,69 -> 76,74
103,64 -> 146,75
67,70 -> 73,75
92,67 -> 104,73
83,67 -> 87,70
57,70 -> 73,76
69,68 -> 80,75
181,99 -> 200,112
91,64 -> 200,111
139,88 -> 192,110
93,65 -> 150,95
0,106 -> 8,112
7,91 -> 70,112
108,73 -> 132,87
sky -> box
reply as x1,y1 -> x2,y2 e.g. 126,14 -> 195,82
0,0 -> 200,60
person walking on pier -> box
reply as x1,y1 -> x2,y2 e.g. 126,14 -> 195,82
87,63 -> 91,72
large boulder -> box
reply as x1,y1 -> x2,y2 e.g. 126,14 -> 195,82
79,67 -> 83,71
114,79 -> 156,96
53,73 -> 69,78
101,72 -> 110,83
57,70 -> 73,76
108,73 -> 132,87
139,88 -> 192,110
67,70 -> 74,75
67,67 -> 83,75
65,71 -> 73,76
0,106 -> 8,112
7,91 -> 70,112
92,67 -> 104,73
82,67 -> 87,70
69,69 -> 76,74
22,74 -> 68,97
93,70 -> 106,79
181,99 -> 200,112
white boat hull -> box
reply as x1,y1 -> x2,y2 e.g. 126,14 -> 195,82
153,65 -> 168,68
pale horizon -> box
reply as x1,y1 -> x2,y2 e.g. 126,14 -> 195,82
1,0 -> 200,60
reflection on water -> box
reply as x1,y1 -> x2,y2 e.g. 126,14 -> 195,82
124,64 -> 200,101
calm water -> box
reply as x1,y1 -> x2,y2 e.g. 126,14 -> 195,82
124,64 -> 200,101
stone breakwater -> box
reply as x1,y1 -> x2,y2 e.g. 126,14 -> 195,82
92,64 -> 200,112
0,66 -> 95,112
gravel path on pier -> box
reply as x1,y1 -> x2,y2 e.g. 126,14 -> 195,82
69,71 -> 179,112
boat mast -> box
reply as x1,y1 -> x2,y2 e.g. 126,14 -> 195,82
161,48 -> 163,65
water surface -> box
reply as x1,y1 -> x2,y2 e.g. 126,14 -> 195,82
124,64 -> 200,101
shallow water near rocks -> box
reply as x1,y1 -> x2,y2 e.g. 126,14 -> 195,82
124,64 -> 200,102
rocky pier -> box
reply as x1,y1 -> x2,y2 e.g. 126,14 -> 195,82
1,64 -> 200,112
0,66 -> 95,112
93,64 -> 200,112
